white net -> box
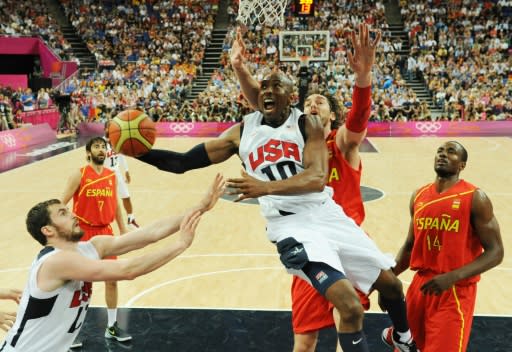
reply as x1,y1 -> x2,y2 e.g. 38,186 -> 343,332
237,0 -> 290,27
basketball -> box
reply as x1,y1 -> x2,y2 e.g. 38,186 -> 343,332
108,110 -> 156,157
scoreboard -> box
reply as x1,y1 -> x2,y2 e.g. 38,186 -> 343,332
294,0 -> 316,17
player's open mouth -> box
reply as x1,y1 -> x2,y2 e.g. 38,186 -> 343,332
263,98 -> 275,111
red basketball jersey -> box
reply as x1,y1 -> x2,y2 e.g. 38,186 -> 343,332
73,165 -> 117,227
325,130 -> 365,225
410,180 -> 483,285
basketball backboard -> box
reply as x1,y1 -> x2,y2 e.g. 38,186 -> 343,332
279,30 -> 330,62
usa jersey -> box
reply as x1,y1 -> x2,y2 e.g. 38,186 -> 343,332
410,180 -> 483,285
73,165 -> 117,226
1,243 -> 98,352
239,108 -> 332,218
326,129 -> 365,225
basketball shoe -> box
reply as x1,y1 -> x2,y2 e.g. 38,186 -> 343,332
105,322 -> 132,342
382,327 -> 419,352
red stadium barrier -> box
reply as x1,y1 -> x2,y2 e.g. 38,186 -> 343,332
76,121 -> 512,138
0,124 -> 56,154
20,108 -> 60,130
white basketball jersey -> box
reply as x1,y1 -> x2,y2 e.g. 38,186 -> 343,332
239,108 -> 332,218
1,242 -> 99,352
104,137 -> 128,175
104,137 -> 130,199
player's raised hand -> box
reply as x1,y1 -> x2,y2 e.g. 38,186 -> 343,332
347,23 -> 381,87
0,288 -> 22,303
197,173 -> 226,213
227,170 -> 269,202
177,210 -> 202,248
230,27 -> 247,70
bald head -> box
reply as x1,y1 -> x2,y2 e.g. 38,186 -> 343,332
261,72 -> 294,94
446,140 -> 468,162
258,71 -> 295,125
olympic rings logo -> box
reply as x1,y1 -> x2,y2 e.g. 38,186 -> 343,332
415,122 -> 442,134
169,122 -> 195,134
0,134 -> 16,148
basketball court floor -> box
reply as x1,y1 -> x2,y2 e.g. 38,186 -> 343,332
0,136 -> 510,351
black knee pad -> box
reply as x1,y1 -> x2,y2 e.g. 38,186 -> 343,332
303,262 -> 346,296
276,237 -> 309,270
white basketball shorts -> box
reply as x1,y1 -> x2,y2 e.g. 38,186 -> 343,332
265,197 -> 395,294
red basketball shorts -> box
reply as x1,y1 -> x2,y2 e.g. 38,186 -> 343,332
406,272 -> 477,352
291,276 -> 370,333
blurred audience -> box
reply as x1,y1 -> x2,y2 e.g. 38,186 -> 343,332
0,0 -> 510,127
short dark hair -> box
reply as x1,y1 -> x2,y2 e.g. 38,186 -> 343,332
86,137 -> 106,153
26,199 -> 60,246
448,140 -> 469,162
306,89 -> 343,129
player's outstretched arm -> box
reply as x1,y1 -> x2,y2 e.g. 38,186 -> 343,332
136,125 -> 241,173
347,23 -> 381,88
230,27 -> 260,110
336,23 -> 380,165
94,173 -> 225,257
40,210 -> 202,287
40,175 -> 225,287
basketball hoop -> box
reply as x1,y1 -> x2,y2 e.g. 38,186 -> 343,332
237,0 -> 290,27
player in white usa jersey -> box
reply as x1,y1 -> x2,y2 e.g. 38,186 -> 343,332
1,244 -> 97,352
0,175 -> 224,352
134,70 -> 418,352
104,122 -> 138,227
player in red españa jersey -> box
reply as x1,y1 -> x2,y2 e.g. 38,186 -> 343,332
61,137 -> 131,345
72,158 -> 118,238
290,86 -> 371,352
383,141 -> 504,352
230,23 -> 378,352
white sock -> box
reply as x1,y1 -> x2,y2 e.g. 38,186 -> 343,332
127,214 -> 134,222
107,308 -> 117,327
396,329 -> 412,343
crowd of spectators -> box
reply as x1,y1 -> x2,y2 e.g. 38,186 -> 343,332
0,86 -> 55,131
0,0 -> 510,129
194,0 -> 429,123
401,0 -> 512,120
60,0 -> 217,67
0,0 -> 75,61
40,0 -> 221,124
